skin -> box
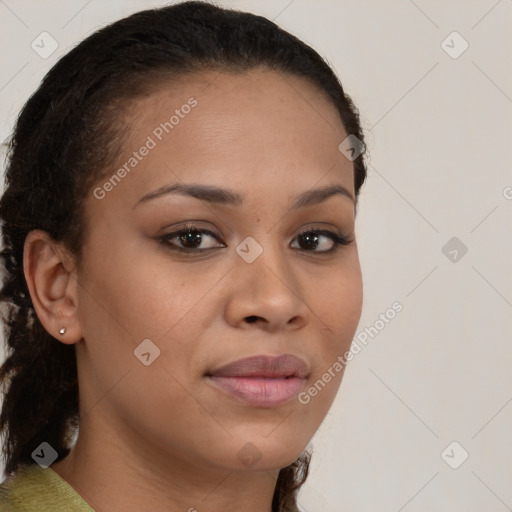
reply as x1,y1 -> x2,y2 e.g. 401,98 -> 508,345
23,68 -> 363,512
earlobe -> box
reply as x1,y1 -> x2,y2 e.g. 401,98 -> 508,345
23,229 -> 82,344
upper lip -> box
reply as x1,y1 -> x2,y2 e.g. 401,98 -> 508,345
206,354 -> 310,379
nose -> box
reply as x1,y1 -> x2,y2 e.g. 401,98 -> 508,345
224,239 -> 310,332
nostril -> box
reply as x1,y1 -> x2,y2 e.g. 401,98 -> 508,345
245,316 -> 259,323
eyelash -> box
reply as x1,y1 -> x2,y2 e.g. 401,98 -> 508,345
158,223 -> 353,254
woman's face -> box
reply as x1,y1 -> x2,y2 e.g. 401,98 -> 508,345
74,69 -> 363,473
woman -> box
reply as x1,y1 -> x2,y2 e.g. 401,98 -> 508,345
0,1 -> 367,510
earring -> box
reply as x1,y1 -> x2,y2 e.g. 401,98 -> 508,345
59,327 -> 66,335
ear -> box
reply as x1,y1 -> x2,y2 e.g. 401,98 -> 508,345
23,229 -> 82,344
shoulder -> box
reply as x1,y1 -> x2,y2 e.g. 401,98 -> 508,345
0,464 -> 94,511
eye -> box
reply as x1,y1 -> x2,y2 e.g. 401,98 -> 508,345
159,224 -> 225,252
290,229 -> 353,253
158,224 -> 353,254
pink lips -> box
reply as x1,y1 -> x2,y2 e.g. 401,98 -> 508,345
206,354 -> 309,407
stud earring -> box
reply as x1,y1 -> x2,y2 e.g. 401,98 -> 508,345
59,327 -> 66,335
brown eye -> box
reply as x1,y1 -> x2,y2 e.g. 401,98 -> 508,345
291,229 -> 352,253
177,230 -> 203,249
160,225 -> 225,252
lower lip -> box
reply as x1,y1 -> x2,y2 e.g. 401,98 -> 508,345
206,376 -> 306,407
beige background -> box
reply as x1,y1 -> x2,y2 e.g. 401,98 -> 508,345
1,1 -> 511,510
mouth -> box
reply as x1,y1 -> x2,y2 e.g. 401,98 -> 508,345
205,354 -> 309,407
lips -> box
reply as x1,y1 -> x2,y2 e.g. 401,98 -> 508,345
206,354 -> 310,379
205,354 -> 310,407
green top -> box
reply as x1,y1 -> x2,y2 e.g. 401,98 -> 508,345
0,464 -> 94,511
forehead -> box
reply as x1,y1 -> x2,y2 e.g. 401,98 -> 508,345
89,69 -> 353,217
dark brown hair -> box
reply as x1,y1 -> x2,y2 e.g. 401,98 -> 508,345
0,1 -> 367,509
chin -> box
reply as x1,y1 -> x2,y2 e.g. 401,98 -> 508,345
221,436 -> 310,472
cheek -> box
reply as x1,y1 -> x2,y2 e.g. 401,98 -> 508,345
307,256 -> 363,400
314,256 -> 363,344
80,240 -> 217,342
76,245 -> 229,406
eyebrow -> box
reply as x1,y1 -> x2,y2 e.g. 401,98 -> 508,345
133,182 -> 354,209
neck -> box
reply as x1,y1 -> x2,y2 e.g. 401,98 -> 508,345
51,412 -> 279,512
